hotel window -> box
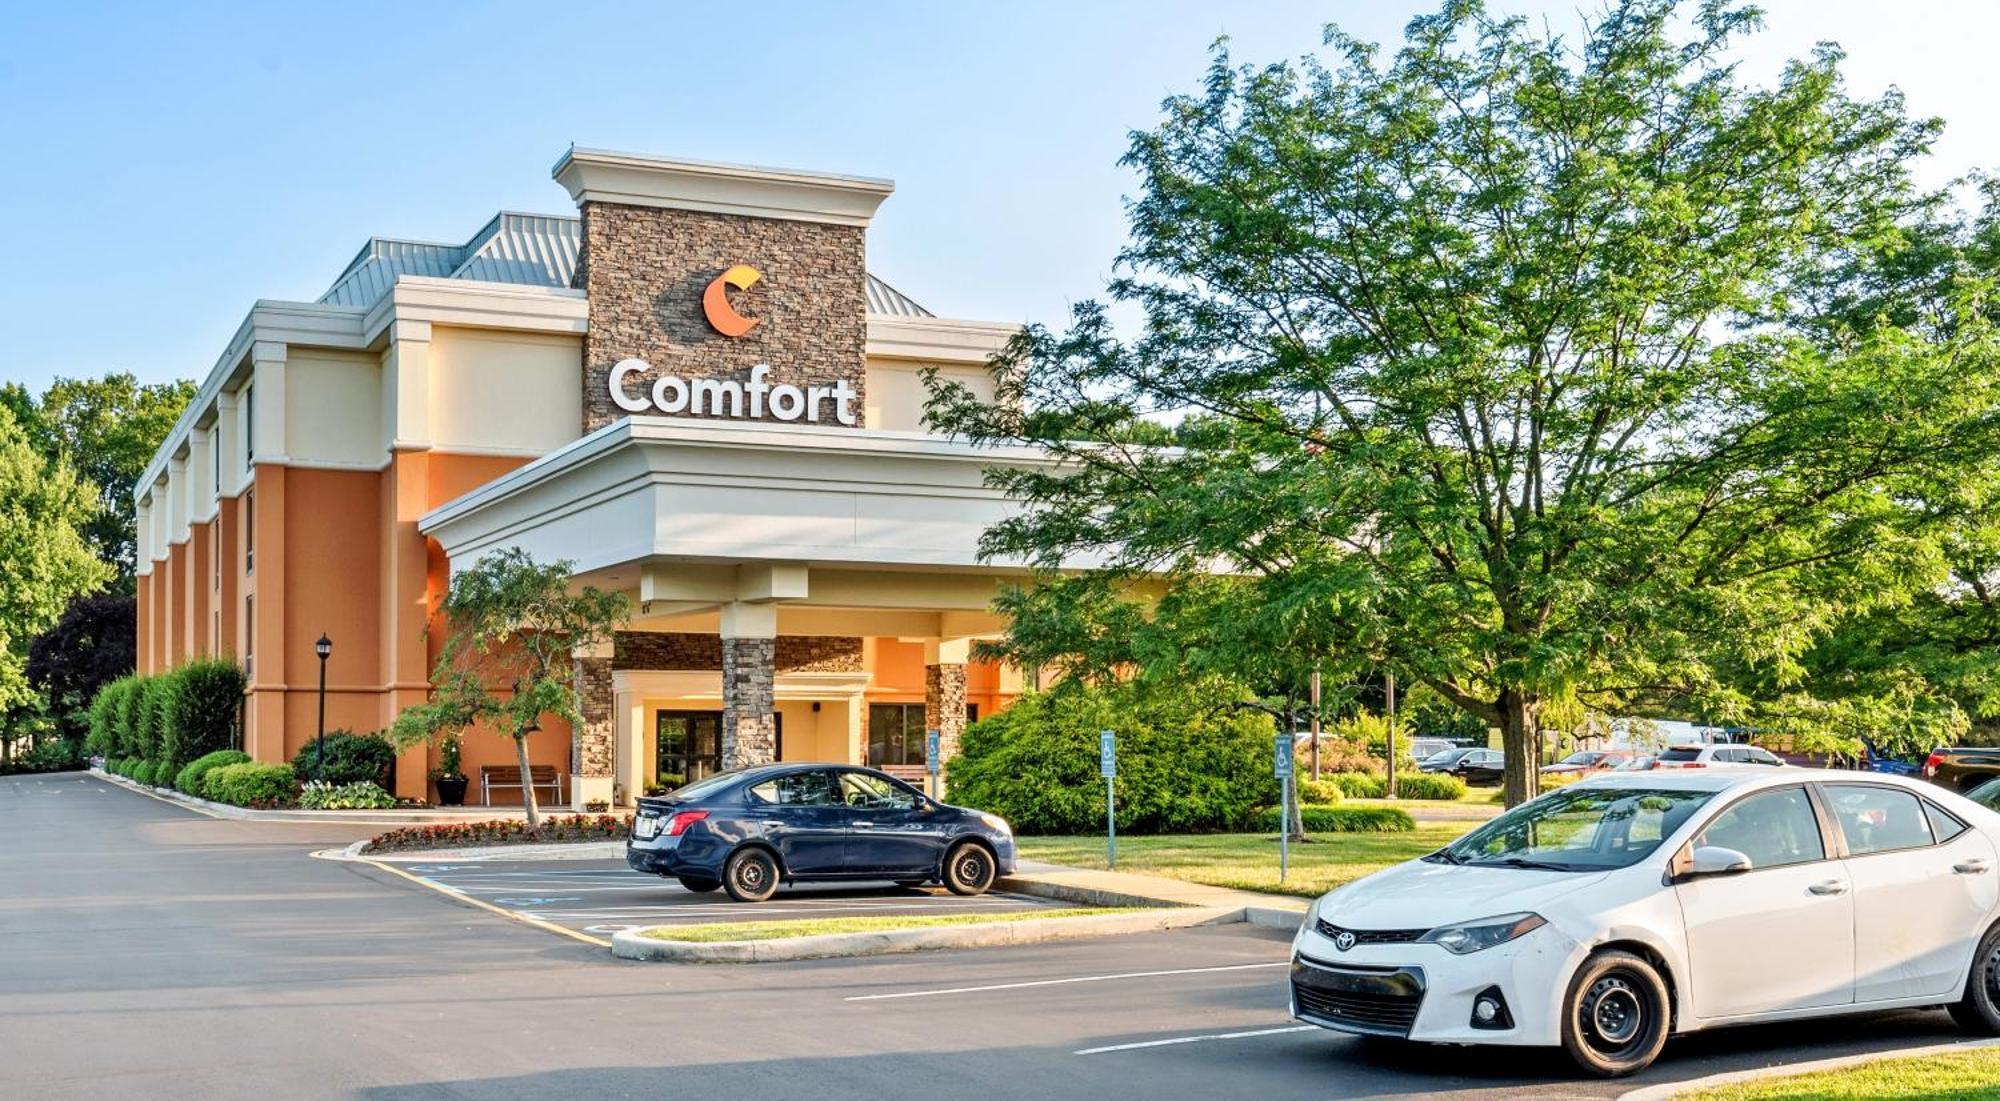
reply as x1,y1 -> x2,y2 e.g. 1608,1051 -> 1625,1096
243,385 -> 254,471
966,703 -> 979,726
243,491 -> 254,573
243,595 -> 254,675
867,703 -> 928,766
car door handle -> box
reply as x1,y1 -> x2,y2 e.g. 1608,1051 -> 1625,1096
1807,880 -> 1849,896
1954,860 -> 1991,875
851,820 -> 875,829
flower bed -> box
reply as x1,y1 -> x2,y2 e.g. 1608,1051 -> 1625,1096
363,814 -> 630,853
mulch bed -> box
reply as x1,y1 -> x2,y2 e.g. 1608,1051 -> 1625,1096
362,814 -> 630,853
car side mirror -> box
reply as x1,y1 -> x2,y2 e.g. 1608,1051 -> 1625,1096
1688,846 -> 1753,878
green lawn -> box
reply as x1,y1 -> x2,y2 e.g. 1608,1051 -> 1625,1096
637,907 -> 1123,942
1682,1047 -> 2000,1100
1017,825 -> 1474,898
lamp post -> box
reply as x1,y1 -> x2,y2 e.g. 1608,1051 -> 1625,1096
314,633 -> 332,780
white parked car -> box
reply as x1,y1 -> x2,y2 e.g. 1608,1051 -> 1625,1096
1652,743 -> 1787,769
1291,770 -> 2000,1076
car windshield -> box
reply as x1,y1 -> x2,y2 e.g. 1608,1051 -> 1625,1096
1560,752 -> 1602,766
1969,778 -> 2000,812
1424,749 -> 1467,764
1433,786 -> 1716,872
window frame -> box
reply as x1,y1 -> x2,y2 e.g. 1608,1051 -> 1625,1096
1816,782 -> 1951,860
1671,782 -> 1841,881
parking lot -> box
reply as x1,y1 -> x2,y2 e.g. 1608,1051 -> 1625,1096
396,857 -> 1071,939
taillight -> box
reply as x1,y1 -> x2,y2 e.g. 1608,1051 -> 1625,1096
1923,753 -> 1945,778
666,810 -> 709,837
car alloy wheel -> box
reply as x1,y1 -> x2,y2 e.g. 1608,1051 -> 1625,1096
944,841 -> 996,896
1949,923 -> 2000,1034
723,848 -> 779,903
1560,950 -> 1670,1077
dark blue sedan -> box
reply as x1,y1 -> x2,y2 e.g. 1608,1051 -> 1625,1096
625,763 -> 1018,902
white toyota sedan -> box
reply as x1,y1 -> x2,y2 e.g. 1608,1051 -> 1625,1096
1291,770 -> 2000,1076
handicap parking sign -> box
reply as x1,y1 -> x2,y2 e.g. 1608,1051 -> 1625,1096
1274,734 -> 1293,779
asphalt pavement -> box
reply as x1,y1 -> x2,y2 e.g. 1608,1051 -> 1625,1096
399,858 -> 1065,938
0,771 -> 1974,1100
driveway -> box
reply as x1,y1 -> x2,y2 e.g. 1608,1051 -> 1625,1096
0,771 -> 1973,1100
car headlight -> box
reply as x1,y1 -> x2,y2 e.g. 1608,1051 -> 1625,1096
1418,912 -> 1546,955
978,812 -> 1011,834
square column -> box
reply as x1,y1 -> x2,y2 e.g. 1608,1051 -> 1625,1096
925,637 -> 971,772
721,602 -> 777,769
571,641 -> 615,810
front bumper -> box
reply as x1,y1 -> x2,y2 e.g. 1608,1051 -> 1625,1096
1290,916 -> 1573,1046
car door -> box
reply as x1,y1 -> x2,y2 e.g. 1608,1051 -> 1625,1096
1673,785 -> 1855,1019
742,770 -> 849,876
1471,751 -> 1504,784
838,770 -> 947,877
1821,783 -> 2000,1002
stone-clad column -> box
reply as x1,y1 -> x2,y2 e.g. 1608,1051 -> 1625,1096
925,638 -> 972,780
720,602 -> 778,769
571,641 -> 615,810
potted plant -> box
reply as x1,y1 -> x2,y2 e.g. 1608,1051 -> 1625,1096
430,735 -> 468,806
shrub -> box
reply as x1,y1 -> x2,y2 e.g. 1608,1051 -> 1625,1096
1314,731 -> 1387,774
86,677 -> 132,758
177,749 -> 251,797
129,760 -> 155,786
1257,803 -> 1416,833
1329,771 -> 1387,799
205,762 -> 299,808
299,780 -> 397,810
1296,778 -> 1345,804
146,669 -> 185,777
0,738 -> 83,775
1389,772 -> 1467,800
117,676 -> 151,758
946,679 -> 1280,834
292,730 -> 396,786
166,659 -> 244,766
364,814 -> 629,853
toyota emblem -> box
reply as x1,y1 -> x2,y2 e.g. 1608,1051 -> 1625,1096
1333,930 -> 1358,952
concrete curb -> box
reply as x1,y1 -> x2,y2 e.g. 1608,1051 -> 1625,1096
1616,1036 -> 2000,1101
610,905 -> 1242,962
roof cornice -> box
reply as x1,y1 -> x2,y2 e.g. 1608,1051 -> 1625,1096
552,146 -> 894,227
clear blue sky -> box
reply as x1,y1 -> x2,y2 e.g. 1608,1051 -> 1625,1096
1,1 -> 1993,392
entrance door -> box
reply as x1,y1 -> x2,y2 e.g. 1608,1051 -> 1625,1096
657,711 -> 723,789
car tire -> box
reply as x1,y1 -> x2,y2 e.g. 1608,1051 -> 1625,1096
722,848 -> 780,903
677,875 -> 721,894
943,841 -> 996,896
1949,922 -> 2000,1034
1560,950 -> 1671,1078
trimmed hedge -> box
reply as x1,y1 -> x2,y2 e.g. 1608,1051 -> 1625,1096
1296,778 -> 1345,804
946,680 -> 1280,834
164,660 -> 244,769
1257,803 -> 1416,833
85,677 -> 131,757
1389,772 -> 1468,800
177,749 -> 251,797
116,677 -> 149,758
205,762 -> 298,808
365,815 -> 629,853
130,760 -> 155,786
292,731 -> 396,787
299,780 -> 396,810
0,738 -> 83,775
1329,771 -> 1386,799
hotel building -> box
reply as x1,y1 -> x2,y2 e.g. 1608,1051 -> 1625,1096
132,147 -> 1057,808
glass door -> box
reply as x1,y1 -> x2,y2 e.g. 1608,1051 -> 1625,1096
657,710 -> 724,789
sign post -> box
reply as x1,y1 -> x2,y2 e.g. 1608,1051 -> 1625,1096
1274,733 -> 1295,884
1100,729 -> 1117,870
925,728 -> 941,800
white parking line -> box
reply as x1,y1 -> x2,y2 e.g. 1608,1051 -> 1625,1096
1073,1025 -> 1316,1056
843,961 -> 1290,1001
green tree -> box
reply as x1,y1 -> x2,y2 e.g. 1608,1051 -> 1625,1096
388,549 -> 630,826
0,405 -> 113,713
928,0 -> 2000,804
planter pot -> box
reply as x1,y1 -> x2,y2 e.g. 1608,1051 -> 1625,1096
435,777 -> 469,806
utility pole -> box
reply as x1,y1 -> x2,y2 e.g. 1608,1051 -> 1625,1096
1385,671 -> 1398,800
1308,668 -> 1322,781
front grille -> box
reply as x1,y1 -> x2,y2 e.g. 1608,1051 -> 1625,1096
1292,957 -> 1426,1037
1315,918 -> 1427,945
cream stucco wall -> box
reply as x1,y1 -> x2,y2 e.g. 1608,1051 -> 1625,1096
285,349 -> 384,468
429,327 -> 584,454
864,360 -> 996,432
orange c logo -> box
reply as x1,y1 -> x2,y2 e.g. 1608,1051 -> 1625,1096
702,264 -> 762,337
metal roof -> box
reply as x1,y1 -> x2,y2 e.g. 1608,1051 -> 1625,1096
317,212 -> 930,317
